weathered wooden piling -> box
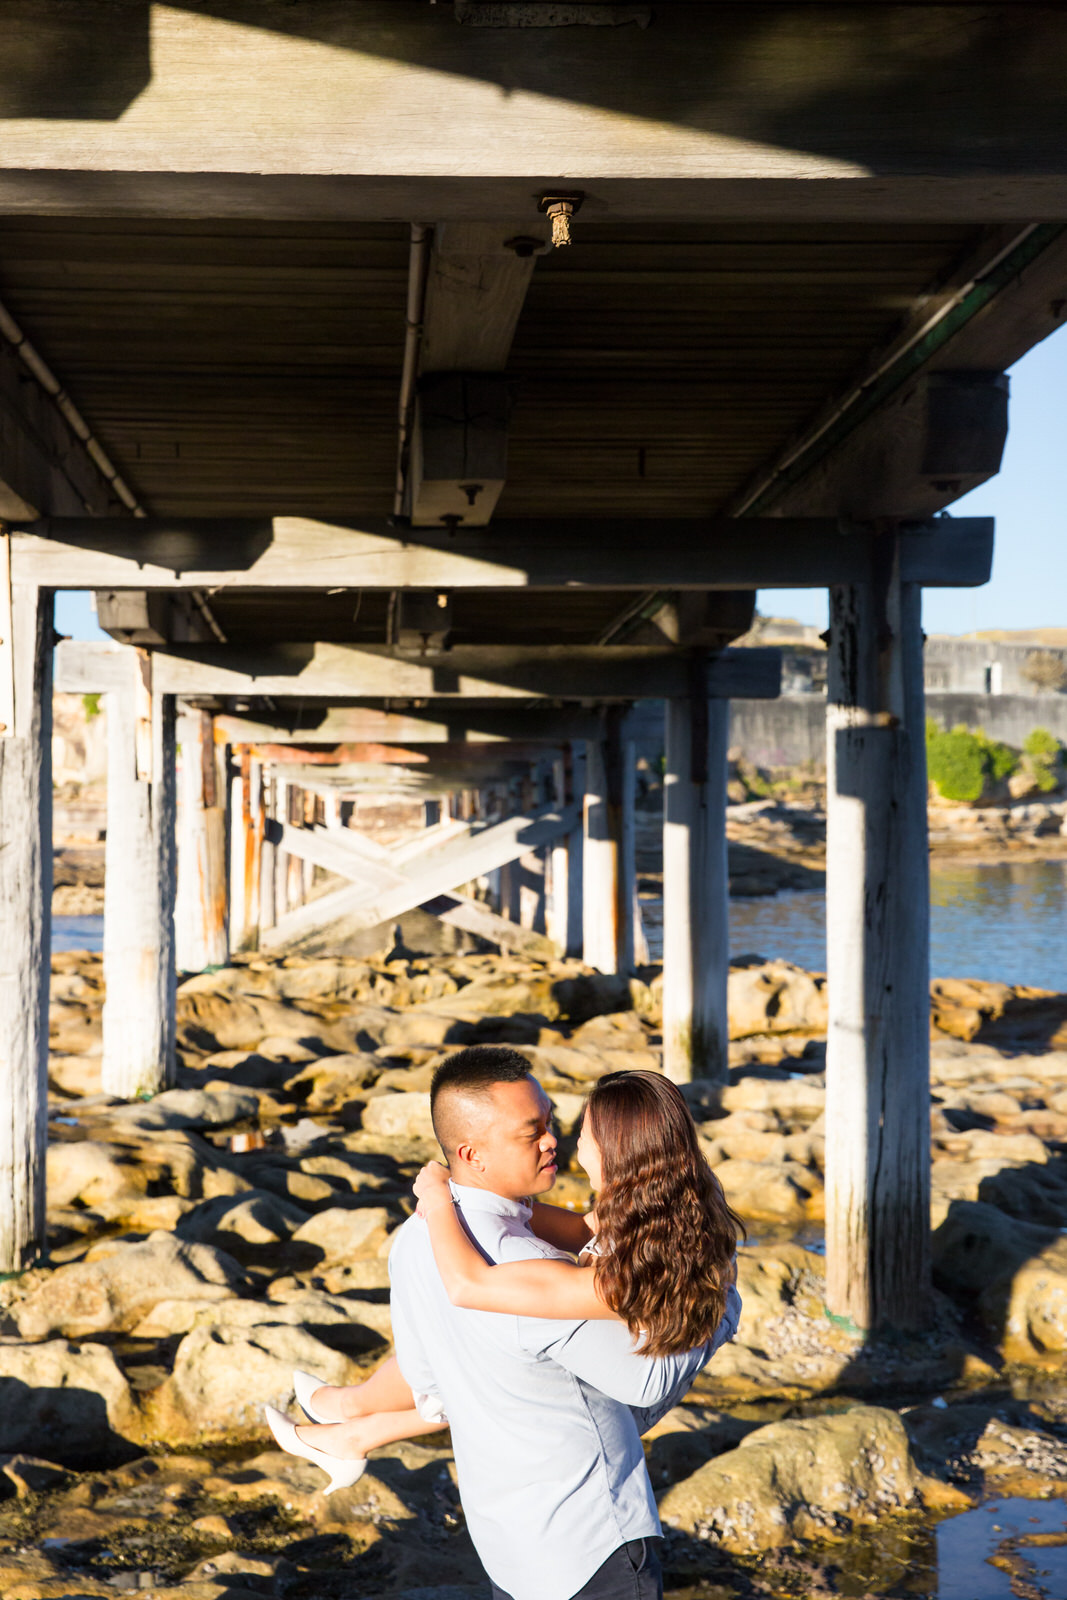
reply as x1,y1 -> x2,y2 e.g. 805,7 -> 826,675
0,566 -> 52,1272
583,713 -> 636,975
662,693 -> 730,1085
175,704 -> 228,971
824,549 -> 932,1330
102,661 -> 177,1100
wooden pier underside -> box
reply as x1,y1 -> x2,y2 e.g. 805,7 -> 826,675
1,0 -> 1063,1330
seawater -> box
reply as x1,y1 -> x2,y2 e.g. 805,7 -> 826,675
56,859 -> 1067,991
727,858 -> 1067,993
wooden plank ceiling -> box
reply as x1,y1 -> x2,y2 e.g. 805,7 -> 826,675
0,215 -> 983,647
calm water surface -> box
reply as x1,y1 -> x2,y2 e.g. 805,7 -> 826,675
728,859 -> 1067,992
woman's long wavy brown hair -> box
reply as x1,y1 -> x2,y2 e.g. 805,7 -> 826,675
585,1070 -> 743,1357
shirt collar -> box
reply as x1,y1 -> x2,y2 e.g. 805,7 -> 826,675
449,1180 -> 532,1221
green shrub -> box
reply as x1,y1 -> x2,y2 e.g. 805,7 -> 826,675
925,722 -> 1018,803
1024,726 -> 1060,760
1022,726 -> 1062,792
976,730 -> 1017,782
82,692 -> 101,721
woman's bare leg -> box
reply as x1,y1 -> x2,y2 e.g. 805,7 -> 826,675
308,1354 -> 415,1422
295,1407 -> 445,1461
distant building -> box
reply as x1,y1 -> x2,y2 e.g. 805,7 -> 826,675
922,636 -> 1067,695
738,616 -> 1067,698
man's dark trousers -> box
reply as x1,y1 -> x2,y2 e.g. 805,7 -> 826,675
490,1537 -> 663,1600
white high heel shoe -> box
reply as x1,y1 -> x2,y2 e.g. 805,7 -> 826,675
264,1405 -> 367,1496
292,1368 -> 335,1425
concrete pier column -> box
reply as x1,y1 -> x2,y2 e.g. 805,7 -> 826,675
0,573 -> 53,1271
825,544 -> 931,1331
175,704 -> 228,971
102,663 -> 177,1098
662,693 -> 730,1085
583,711 -> 635,975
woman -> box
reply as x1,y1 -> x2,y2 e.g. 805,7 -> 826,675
265,1070 -> 742,1493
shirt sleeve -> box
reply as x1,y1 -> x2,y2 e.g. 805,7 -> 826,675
629,1282 -> 742,1434
387,1228 -> 445,1413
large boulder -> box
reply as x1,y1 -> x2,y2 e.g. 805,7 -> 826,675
0,1340 -> 142,1465
13,1231 -> 247,1340
726,963 -> 828,1039
361,1092 -> 437,1141
175,1190 -> 312,1266
145,1323 -> 364,1447
932,1200 -> 1067,1363
657,1405 -> 951,1552
712,1158 -> 823,1224
46,1139 -> 150,1211
288,1205 -> 395,1266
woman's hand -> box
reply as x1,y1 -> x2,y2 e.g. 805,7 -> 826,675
413,1161 -> 453,1216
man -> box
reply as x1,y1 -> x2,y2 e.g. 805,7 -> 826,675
388,1045 -> 741,1600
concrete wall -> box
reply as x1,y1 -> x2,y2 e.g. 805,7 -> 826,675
728,693 -> 1067,770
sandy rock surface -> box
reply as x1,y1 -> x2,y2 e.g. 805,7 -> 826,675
4,945 -> 1067,1595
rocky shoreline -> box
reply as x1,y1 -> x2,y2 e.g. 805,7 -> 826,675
1,948 -> 1066,1597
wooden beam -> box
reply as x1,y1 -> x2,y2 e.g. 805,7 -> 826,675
754,227 -> 1067,521
421,223 -> 543,372
145,644 -> 783,703
12,517 -> 994,591
261,800 -> 580,949
6,3 -> 1067,217
424,890 -> 557,961
243,740 -> 564,767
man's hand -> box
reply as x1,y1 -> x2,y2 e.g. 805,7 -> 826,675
413,1160 -> 454,1217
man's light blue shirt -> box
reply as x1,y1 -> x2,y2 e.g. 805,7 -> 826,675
388,1182 -> 742,1600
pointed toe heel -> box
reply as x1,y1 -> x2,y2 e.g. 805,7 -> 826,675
264,1404 -> 367,1496
292,1368 -> 334,1425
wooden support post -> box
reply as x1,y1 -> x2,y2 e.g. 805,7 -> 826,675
547,746 -> 584,957
236,752 -> 264,950
259,771 -> 277,935
825,545 -> 931,1331
175,704 -> 228,972
102,663 -> 177,1099
0,564 -> 53,1272
228,766 -> 245,953
583,712 -> 635,975
662,692 -> 730,1085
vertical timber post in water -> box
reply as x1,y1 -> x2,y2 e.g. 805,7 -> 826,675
662,688 -> 730,1085
0,553 -> 53,1273
102,657 -> 177,1099
582,710 -> 635,975
825,541 -> 931,1330
175,704 -> 228,971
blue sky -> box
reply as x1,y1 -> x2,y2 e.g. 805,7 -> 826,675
55,324 -> 1067,644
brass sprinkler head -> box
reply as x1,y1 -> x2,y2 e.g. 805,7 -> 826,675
538,192 -> 584,248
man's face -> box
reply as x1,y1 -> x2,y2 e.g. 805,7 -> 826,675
463,1076 -> 558,1201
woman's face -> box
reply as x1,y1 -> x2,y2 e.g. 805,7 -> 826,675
575,1113 -> 603,1191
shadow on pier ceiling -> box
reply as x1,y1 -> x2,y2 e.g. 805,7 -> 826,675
3,2 -> 1067,180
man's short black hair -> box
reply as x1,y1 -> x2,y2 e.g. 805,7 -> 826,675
430,1046 -> 534,1160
